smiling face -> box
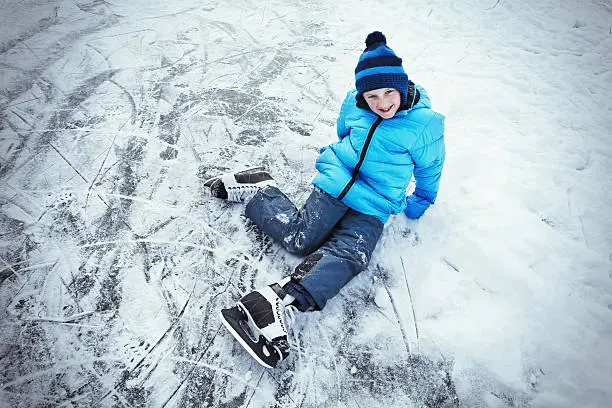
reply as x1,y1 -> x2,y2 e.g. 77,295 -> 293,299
362,88 -> 401,119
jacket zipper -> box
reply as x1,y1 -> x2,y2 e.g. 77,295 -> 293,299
337,115 -> 383,201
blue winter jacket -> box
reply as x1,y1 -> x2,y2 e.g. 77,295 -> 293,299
312,85 -> 445,224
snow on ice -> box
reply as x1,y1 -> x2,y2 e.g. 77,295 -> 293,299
1,0 -> 611,407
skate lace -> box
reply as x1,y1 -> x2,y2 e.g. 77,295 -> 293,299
279,304 -> 303,360
282,305 -> 298,332
227,186 -> 260,202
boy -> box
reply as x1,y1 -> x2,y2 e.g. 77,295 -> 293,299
207,31 -> 445,368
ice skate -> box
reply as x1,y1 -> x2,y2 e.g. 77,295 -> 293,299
204,166 -> 276,203
220,278 -> 297,368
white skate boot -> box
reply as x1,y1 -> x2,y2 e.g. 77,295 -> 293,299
220,278 -> 297,368
204,166 -> 276,203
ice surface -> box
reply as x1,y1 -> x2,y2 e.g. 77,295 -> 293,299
1,0 -> 611,407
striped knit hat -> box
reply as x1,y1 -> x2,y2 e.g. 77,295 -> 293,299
355,31 -> 409,105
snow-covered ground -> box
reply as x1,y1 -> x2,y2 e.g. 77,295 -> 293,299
1,0 -> 611,407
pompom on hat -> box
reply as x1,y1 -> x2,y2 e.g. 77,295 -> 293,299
355,31 -> 409,106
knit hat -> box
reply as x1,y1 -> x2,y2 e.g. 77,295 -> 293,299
355,31 -> 409,105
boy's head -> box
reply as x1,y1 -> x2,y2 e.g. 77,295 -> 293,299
355,31 -> 409,112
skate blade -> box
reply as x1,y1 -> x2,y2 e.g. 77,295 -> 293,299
219,309 -> 277,369
203,166 -> 266,187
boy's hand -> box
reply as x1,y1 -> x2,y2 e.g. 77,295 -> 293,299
404,193 -> 431,219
